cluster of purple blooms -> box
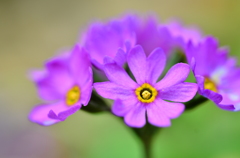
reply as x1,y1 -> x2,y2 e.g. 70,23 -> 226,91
29,15 -> 240,128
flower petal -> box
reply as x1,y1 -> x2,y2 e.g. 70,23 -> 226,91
159,83 -> 198,102
146,98 -> 184,127
124,102 -> 146,128
136,17 -> 172,55
82,16 -> 136,67
146,47 -> 166,84
94,82 -> 134,100
80,80 -> 93,106
45,55 -> 73,96
31,53 -> 74,101
114,48 -> 127,67
155,63 -> 190,89
103,62 -> 138,89
203,89 -> 235,111
112,98 -> 137,116
48,105 -> 80,121
186,37 -> 229,76
69,45 -> 92,87
127,45 -> 146,84
218,103 -> 235,111
195,75 -> 223,103
29,102 -> 81,126
30,70 -> 61,101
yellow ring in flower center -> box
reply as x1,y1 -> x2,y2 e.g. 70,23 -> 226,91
204,77 -> 218,92
66,86 -> 80,106
135,83 -> 158,103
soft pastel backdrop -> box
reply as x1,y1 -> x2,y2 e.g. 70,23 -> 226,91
1,0 -> 240,158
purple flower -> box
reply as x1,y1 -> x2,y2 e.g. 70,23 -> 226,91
29,45 -> 93,126
94,45 -> 198,127
186,36 -> 237,111
127,15 -> 202,56
80,15 -> 201,73
81,15 -> 202,71
129,15 -> 173,56
81,15 -> 136,70
165,20 -> 202,50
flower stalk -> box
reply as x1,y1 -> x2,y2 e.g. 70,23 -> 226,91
131,122 -> 159,158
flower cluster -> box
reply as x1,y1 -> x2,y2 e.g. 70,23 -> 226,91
29,14 -> 240,128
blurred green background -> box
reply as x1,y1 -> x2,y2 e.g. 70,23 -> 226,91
1,0 -> 240,158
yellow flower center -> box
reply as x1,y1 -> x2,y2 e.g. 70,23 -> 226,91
66,86 -> 80,106
204,77 -> 218,92
135,83 -> 158,103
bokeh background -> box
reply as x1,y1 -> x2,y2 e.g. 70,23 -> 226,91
1,0 -> 240,158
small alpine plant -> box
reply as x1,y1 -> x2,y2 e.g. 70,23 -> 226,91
28,14 -> 240,158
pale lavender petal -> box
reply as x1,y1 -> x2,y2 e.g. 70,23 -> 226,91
124,102 -> 146,128
146,48 -> 166,84
155,63 -> 190,89
219,85 -> 240,111
103,62 -> 138,89
147,98 -> 184,127
29,102 -> 81,126
127,45 -> 146,84
94,82 -> 134,100
159,83 -> 198,102
112,98 -> 137,116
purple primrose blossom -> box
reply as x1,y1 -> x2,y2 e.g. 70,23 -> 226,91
81,15 -> 202,71
129,15 -> 173,56
123,15 -> 202,55
81,15 -> 136,70
165,20 -> 202,50
94,45 -> 198,127
29,45 -> 93,126
186,36 -> 238,111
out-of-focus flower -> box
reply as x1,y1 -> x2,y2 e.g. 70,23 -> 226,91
186,36 -> 237,111
81,16 -> 136,70
94,45 -> 198,127
81,14 -> 202,70
129,15 -> 173,56
165,20 -> 202,50
29,45 -> 93,126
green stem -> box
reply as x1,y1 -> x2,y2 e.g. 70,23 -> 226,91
142,135 -> 152,158
130,122 -> 160,158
